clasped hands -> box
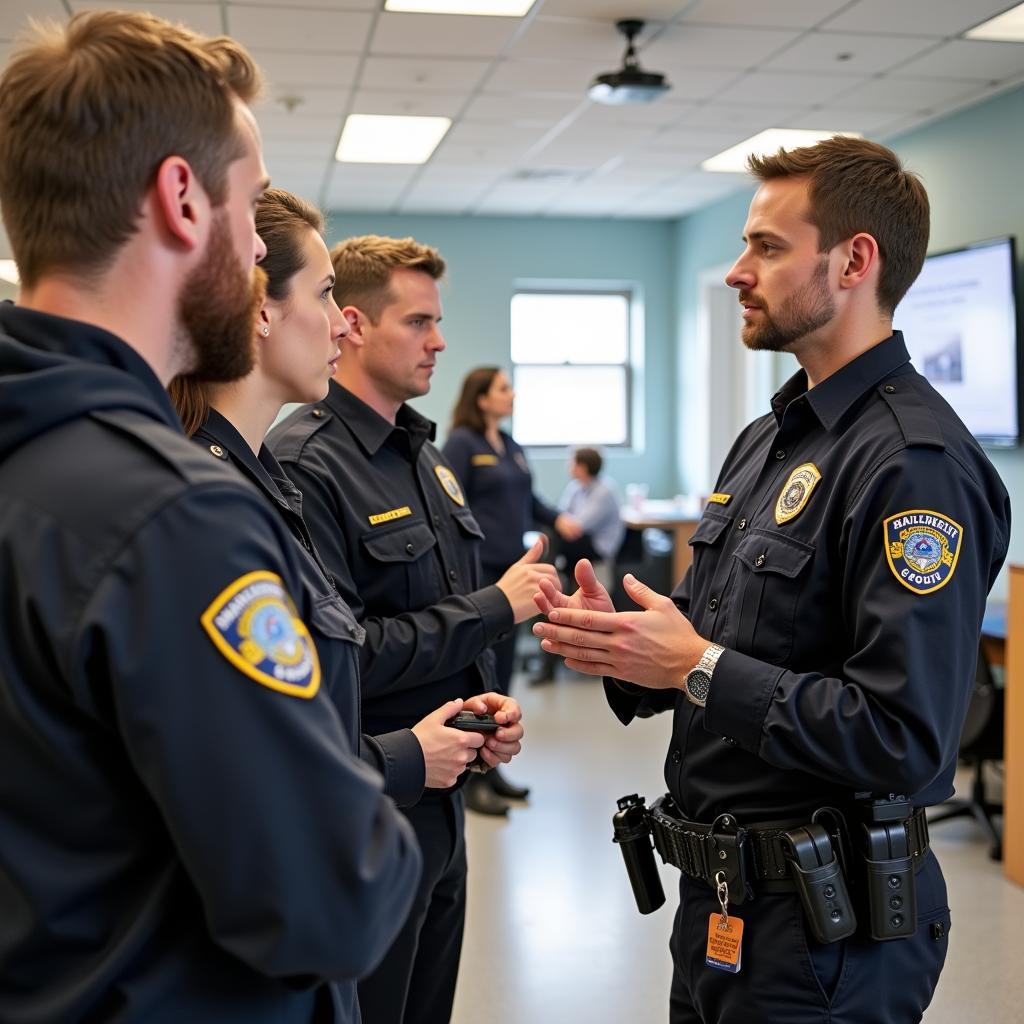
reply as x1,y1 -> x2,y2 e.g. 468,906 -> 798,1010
531,559 -> 708,689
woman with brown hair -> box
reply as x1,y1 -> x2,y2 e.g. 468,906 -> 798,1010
171,191 -> 523,822
443,367 -> 581,807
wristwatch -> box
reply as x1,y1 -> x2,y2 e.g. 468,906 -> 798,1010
684,643 -> 725,708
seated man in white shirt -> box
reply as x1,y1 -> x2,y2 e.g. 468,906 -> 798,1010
554,447 -> 625,574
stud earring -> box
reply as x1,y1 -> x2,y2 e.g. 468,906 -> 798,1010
262,326 -> 269,336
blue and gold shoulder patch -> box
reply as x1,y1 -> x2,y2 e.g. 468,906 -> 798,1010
435,465 -> 465,506
884,510 -> 962,595
200,571 -> 320,698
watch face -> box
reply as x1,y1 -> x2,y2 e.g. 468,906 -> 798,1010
686,669 -> 711,704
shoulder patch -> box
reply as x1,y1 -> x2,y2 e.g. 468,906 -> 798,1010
200,571 -> 321,697
434,465 -> 465,506
884,510 -> 962,595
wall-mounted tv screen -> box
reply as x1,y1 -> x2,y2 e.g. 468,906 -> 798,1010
895,236 -> 1019,447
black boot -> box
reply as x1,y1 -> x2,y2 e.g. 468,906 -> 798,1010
464,773 -> 509,816
488,765 -> 530,800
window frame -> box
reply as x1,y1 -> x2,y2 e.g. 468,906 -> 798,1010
509,285 -> 636,451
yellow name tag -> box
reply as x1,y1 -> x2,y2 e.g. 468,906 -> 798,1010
471,454 -> 499,466
708,493 -> 732,506
368,506 -> 412,526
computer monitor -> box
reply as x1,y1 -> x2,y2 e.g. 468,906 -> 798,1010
896,236 -> 1020,448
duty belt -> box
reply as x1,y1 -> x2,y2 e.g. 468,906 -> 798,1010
647,796 -> 931,895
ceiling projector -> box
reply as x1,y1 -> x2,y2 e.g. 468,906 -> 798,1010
588,19 -> 671,106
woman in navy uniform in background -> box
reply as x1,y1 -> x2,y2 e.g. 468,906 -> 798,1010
170,191 -> 523,818
443,367 -> 581,806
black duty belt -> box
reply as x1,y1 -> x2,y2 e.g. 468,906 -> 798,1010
648,796 -> 931,895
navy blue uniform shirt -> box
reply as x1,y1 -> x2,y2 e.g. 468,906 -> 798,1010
0,305 -> 421,1023
442,426 -> 558,574
268,381 -> 512,738
607,333 -> 1010,821
193,409 -> 426,808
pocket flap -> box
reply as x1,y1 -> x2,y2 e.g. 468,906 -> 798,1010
733,529 -> 814,578
310,595 -> 365,645
450,506 -> 485,540
361,520 -> 438,563
688,510 -> 733,547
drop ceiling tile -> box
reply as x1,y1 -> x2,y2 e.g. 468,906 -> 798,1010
486,58 -> 600,94
370,12 -> 522,58
571,98 -> 696,130
263,138 -> 337,163
681,0 -> 848,29
510,15 -> 658,62
249,49 -> 360,89
331,164 -> 421,188
463,93 -> 582,125
714,70 -> 869,106
442,120 -> 549,150
350,89 -> 467,118
265,85 -> 352,117
254,110 -> 344,140
822,0 -> 1018,38
399,183 -> 489,212
71,1 -> 224,35
818,74 -> 990,113
762,31 -> 939,75
642,24 -> 804,70
228,5 -> 373,54
415,165 -> 503,188
359,56 -> 491,92
678,102 -> 803,130
233,0 -> 378,8
894,39 -> 1024,82
539,1 -> 688,21
783,107 -> 907,134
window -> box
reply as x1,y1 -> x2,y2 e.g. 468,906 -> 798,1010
510,289 -> 632,447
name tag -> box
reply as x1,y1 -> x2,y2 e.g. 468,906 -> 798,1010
708,493 -> 732,506
471,454 -> 499,466
368,506 -> 412,526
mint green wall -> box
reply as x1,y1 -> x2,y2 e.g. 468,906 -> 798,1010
324,214 -> 677,505
673,85 -> 1024,596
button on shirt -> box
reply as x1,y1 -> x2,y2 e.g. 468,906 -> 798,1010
268,381 -> 513,737
607,333 -> 1010,822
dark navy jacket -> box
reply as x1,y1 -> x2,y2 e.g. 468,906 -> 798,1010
268,381 -> 512,738
193,410 -> 426,808
441,426 -> 558,576
0,305 -> 421,1023
607,333 -> 1011,822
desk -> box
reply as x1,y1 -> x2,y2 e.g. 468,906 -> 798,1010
621,500 -> 700,587
1005,565 -> 1024,887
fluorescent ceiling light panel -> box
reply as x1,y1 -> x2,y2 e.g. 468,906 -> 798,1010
702,129 -> 862,173
0,259 -> 19,285
384,1 -> 536,15
965,3 -> 1024,42
336,114 -> 451,164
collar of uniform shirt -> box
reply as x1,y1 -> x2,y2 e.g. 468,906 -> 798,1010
770,331 -> 912,431
198,407 -> 291,508
324,378 -> 435,460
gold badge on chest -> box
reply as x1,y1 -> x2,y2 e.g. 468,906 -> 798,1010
434,465 -> 465,506
774,462 -> 822,525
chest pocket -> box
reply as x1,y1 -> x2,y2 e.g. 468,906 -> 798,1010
360,519 -> 441,611
450,506 -> 485,542
731,529 -> 814,664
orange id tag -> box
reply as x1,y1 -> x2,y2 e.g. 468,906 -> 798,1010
706,912 -> 744,973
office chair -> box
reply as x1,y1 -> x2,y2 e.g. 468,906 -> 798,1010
928,645 -> 1004,860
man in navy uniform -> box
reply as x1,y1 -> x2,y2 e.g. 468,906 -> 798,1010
269,235 -> 557,1024
0,13 -> 420,1022
532,136 -> 1010,1022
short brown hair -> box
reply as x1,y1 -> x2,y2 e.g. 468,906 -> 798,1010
450,366 -> 501,434
330,235 -> 446,323
170,188 -> 325,436
0,9 -> 262,288
573,447 -> 603,477
747,136 -> 930,316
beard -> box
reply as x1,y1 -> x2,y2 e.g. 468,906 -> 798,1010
740,257 -> 835,352
177,209 -> 267,382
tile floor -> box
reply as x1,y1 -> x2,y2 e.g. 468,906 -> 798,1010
451,671 -> 1022,1023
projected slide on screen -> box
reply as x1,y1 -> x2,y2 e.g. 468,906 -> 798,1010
895,238 -> 1019,446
